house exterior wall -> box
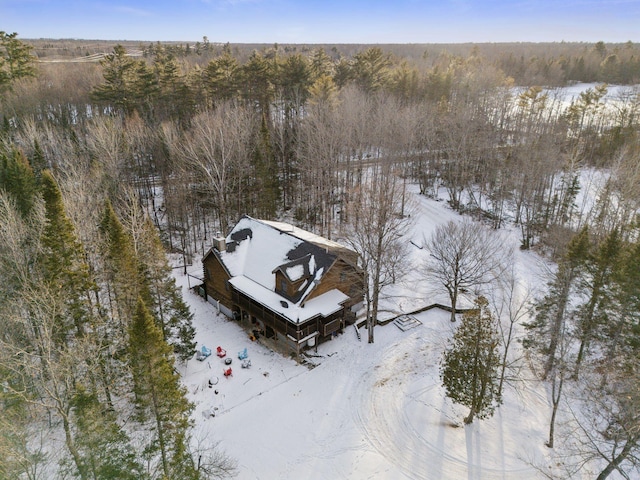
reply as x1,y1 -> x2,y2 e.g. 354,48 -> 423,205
232,286 -> 347,341
274,270 -> 306,301
305,258 -> 363,309
202,252 -> 234,312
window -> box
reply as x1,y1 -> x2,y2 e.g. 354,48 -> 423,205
280,279 -> 287,293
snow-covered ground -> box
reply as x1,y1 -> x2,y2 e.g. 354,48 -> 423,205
173,184 -> 580,480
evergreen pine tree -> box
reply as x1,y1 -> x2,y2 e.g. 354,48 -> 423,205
0,147 -> 38,218
351,47 -> 391,93
91,45 -> 145,117
99,199 -> 147,326
308,75 -> 339,107
68,387 -> 144,480
241,51 -> 273,117
614,239 -> 640,355
30,139 -> 47,177
203,53 -> 240,106
154,51 -> 194,123
1,116 -> 11,138
309,48 -> 334,81
129,298 -> 196,479
574,228 -> 622,375
138,218 -> 196,362
524,226 -> 590,377
440,296 -> 502,424
0,31 -> 38,93
40,170 -> 94,343
133,60 -> 159,122
277,53 -> 312,113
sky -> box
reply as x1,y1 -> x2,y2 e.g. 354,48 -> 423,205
1,0 -> 639,44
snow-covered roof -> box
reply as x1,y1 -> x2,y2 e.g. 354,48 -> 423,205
229,276 -> 348,323
216,216 -> 350,323
260,219 -> 352,253
286,264 -> 305,282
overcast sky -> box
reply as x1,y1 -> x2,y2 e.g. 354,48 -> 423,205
2,0 -> 638,43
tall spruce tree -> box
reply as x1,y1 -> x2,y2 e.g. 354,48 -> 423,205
68,387 -> 144,480
574,228 -> 622,375
524,227 -> 590,377
0,31 -> 37,94
92,45 -> 154,118
0,147 -> 38,218
99,199 -> 146,327
129,298 -> 195,479
137,218 -> 196,362
40,170 -> 94,343
440,296 -> 502,424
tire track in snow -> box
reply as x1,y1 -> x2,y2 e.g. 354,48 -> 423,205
351,336 -> 470,479
351,331 -> 538,480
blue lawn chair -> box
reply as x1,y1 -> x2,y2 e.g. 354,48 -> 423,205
196,345 -> 212,361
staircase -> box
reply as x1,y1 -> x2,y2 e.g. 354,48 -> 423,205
393,315 -> 422,332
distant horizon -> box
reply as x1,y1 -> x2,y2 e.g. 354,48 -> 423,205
3,0 -> 637,45
22,38 -> 629,46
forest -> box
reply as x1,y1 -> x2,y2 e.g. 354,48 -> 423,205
1,33 -> 640,478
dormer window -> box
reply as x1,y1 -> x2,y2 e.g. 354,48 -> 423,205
272,253 -> 315,303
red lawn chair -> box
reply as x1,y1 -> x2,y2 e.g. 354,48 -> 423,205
216,346 -> 226,358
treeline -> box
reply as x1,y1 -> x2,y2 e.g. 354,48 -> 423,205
28,38 -> 640,86
0,148 -> 236,477
3,38 -> 640,255
2,35 -> 241,479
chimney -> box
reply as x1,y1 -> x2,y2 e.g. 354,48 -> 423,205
214,236 -> 226,252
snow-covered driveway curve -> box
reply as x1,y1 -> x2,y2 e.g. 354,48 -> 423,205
350,316 -> 545,480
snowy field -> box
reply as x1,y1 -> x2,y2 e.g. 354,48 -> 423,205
173,185 -> 584,480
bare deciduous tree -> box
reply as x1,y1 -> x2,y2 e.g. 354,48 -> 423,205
344,168 -> 412,343
561,364 -> 640,480
423,219 -> 510,322
490,264 -> 532,396
179,103 -> 257,233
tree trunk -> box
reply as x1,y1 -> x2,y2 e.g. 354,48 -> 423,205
369,244 -> 383,344
449,287 -> 458,322
464,407 -> 475,424
150,379 -> 169,479
546,371 -> 563,448
369,276 -> 379,344
544,270 -> 572,379
595,439 -> 636,480
62,410 -> 87,480
574,280 -> 603,378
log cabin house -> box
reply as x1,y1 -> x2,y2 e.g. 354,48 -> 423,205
202,216 -> 364,356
